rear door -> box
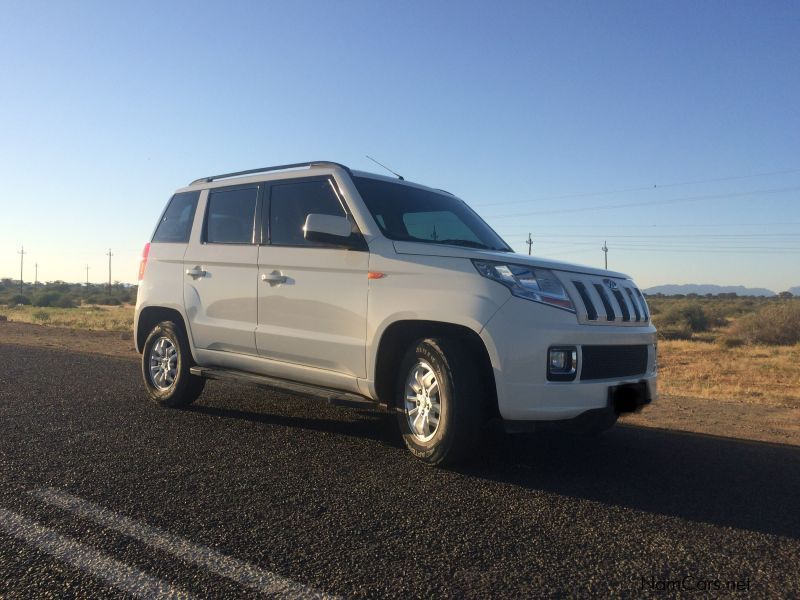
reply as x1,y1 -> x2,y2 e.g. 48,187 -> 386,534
183,184 -> 260,354
255,176 -> 369,377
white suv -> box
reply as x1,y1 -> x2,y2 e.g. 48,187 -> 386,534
135,161 -> 657,465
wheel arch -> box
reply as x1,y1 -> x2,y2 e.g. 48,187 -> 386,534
135,305 -> 194,358
372,320 -> 499,418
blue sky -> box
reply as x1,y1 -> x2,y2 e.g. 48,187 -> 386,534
1,0 -> 798,291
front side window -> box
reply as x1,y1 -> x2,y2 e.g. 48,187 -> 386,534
352,176 -> 511,251
269,178 -> 346,246
205,186 -> 258,244
152,191 -> 200,243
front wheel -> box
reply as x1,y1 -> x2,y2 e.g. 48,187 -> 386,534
396,337 -> 486,466
141,321 -> 205,407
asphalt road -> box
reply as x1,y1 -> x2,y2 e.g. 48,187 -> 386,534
1,343 -> 799,598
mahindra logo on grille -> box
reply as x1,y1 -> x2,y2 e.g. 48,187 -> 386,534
604,279 -> 618,290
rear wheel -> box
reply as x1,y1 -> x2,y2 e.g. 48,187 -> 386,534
141,321 -> 204,407
396,337 -> 486,466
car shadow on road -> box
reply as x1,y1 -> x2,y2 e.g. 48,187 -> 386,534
183,402 -> 403,446
462,424 -> 800,541
183,395 -> 800,541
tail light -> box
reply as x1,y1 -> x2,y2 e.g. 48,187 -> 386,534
138,243 -> 151,281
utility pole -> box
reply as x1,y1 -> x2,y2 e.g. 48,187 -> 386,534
86,264 -> 90,287
106,249 -> 113,295
526,232 -> 533,256
34,263 -> 38,289
601,240 -> 608,270
18,245 -> 26,294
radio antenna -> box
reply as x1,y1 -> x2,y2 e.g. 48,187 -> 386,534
366,155 -> 404,180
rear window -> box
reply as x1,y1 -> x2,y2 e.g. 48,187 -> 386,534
152,191 -> 200,243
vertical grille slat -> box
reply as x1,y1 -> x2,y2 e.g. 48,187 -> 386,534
612,290 -> 631,321
592,284 -> 616,321
573,281 -> 598,320
634,288 -> 650,321
625,288 -> 642,321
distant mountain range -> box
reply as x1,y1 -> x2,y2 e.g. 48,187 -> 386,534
643,284 -> 797,297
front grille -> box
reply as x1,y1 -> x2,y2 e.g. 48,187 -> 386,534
560,274 -> 650,326
580,345 -> 648,380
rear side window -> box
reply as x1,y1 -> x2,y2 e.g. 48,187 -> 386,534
269,178 -> 346,246
152,191 -> 199,243
205,186 -> 258,244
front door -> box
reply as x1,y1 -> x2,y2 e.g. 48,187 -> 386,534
183,184 -> 260,354
255,177 -> 369,377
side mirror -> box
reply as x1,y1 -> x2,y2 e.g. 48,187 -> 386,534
303,214 -> 359,248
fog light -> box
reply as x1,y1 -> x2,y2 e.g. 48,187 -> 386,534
548,346 -> 577,381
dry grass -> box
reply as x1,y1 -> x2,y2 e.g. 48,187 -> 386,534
659,339 -> 800,407
0,304 -> 135,332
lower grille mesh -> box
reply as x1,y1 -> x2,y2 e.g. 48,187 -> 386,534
580,345 -> 648,380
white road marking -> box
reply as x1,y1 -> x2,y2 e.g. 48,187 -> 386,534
0,507 -> 192,600
33,487 -> 336,599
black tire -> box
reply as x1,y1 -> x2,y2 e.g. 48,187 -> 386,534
395,337 -> 486,466
141,321 -> 205,407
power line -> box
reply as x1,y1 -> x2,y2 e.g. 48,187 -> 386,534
485,186 -> 800,219
503,221 -> 800,230
472,167 -> 800,208
506,233 -> 800,242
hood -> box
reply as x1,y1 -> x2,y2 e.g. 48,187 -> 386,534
392,241 -> 630,280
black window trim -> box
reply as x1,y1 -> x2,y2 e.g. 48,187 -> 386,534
202,183 -> 262,246
259,175 -> 367,251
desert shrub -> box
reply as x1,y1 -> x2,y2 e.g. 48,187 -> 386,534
33,291 -> 63,307
720,337 -> 745,348
657,326 -> 693,341
727,303 -> 800,345
655,303 -> 710,333
10,294 -> 30,305
32,309 -> 50,322
97,296 -> 121,306
54,295 -> 76,308
701,304 -> 732,328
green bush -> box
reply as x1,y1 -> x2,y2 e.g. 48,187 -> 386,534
32,309 -> 50,322
33,291 -> 63,307
10,294 -> 30,305
54,295 -> 76,308
97,296 -> 121,306
655,303 -> 710,333
657,326 -> 693,341
727,303 -> 800,345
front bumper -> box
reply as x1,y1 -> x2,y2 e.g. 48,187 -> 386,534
479,296 -> 658,421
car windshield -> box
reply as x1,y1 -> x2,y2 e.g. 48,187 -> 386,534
352,176 -> 512,252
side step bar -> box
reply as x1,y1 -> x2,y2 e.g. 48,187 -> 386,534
189,366 -> 383,410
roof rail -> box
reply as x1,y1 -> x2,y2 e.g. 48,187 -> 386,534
190,161 -> 351,186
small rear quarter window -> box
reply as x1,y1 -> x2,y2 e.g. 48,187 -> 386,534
152,191 -> 200,243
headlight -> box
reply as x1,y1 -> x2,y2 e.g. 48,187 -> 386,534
472,260 -> 575,312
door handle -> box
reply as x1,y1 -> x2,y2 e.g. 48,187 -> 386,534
261,270 -> 287,285
185,267 -> 206,279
